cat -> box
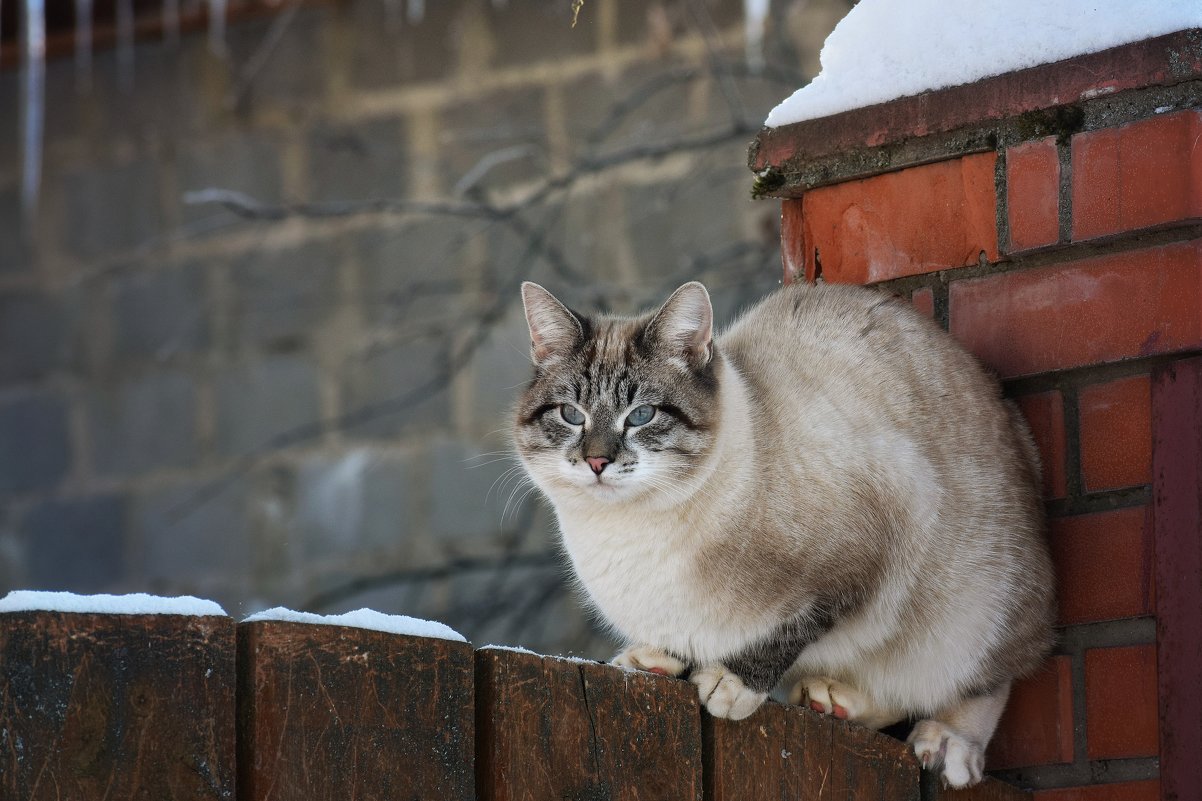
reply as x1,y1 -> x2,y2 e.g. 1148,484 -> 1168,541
512,279 -> 1056,788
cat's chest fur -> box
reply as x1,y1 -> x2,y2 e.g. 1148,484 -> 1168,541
556,506 -> 778,664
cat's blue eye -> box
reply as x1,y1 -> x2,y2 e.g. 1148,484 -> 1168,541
560,404 -> 585,425
625,405 -> 656,427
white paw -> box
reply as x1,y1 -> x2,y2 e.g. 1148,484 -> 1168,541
692,665 -> 767,721
790,676 -> 871,722
610,645 -> 687,677
907,719 -> 984,788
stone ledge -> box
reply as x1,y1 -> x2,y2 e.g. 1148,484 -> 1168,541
749,28 -> 1202,197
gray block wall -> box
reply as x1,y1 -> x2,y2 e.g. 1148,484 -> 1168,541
0,0 -> 846,657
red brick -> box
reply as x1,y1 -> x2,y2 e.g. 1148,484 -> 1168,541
1015,391 -> 1067,499
1007,137 -> 1061,252
988,656 -> 1074,769
1079,375 -> 1153,491
1034,780 -> 1160,801
911,287 -> 935,318
1085,644 -> 1159,760
1072,110 -> 1202,241
800,153 -> 999,285
949,240 -> 1202,378
1050,507 -> 1154,625
781,198 -> 806,283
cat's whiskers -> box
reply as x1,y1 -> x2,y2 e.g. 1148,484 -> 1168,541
632,470 -> 698,506
464,449 -> 519,464
503,477 -> 543,525
486,464 -> 529,505
503,453 -> 560,514
481,423 -> 517,439
471,457 -> 524,471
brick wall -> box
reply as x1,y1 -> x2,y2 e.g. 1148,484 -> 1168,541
752,30 -> 1202,798
0,0 -> 850,655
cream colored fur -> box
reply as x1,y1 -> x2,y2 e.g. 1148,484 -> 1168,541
516,281 -> 1055,788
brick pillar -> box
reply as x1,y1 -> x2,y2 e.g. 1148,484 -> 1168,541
751,29 -> 1202,800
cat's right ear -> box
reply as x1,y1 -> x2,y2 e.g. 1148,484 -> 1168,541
521,282 -> 585,366
646,281 -> 713,370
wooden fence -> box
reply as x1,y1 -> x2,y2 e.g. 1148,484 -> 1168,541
0,611 -> 1030,800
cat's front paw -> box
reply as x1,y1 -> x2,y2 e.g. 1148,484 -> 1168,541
790,676 -> 863,720
788,676 -> 901,730
610,645 -> 688,677
908,719 -> 985,788
692,665 -> 767,720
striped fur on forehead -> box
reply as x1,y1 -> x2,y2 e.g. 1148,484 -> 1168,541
574,317 -> 645,406
521,312 -> 719,427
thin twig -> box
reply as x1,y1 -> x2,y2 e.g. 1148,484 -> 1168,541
226,2 -> 301,112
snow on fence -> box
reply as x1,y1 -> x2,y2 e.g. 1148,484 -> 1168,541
0,608 -> 1031,801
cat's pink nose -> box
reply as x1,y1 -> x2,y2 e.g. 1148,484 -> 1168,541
586,456 -> 610,475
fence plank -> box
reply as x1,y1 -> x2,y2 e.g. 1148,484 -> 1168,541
0,610 -> 235,801
829,718 -> 921,800
1151,357 -> 1202,801
476,648 -> 703,801
705,701 -> 920,801
923,774 -> 1032,801
237,620 -> 474,801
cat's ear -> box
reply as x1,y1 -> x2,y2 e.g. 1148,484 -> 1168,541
521,282 -> 585,366
647,281 -> 713,369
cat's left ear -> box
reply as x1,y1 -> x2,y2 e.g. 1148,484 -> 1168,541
647,281 -> 713,369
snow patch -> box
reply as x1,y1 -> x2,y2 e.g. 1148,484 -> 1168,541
243,607 -> 466,642
0,590 -> 226,616
481,643 -> 539,655
766,0 -> 1202,127
480,645 -> 601,665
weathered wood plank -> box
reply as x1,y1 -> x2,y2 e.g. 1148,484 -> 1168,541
237,620 -> 474,801
705,700 -> 919,801
922,773 -> 1032,801
1151,356 -> 1202,801
0,611 -> 235,801
476,648 -> 703,801
704,700 -> 809,800
828,715 -> 920,801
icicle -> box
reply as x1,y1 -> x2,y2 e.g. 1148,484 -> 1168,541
207,0 -> 227,57
407,0 -> 424,25
744,0 -> 768,74
383,0 -> 402,31
163,0 -> 181,47
19,0 -> 45,232
74,0 -> 92,91
116,0 -> 133,90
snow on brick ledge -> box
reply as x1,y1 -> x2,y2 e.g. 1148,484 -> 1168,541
750,26 -> 1202,196
242,606 -> 466,642
0,590 -> 226,616
765,0 -> 1202,128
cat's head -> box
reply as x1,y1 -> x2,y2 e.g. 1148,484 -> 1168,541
513,281 -> 722,507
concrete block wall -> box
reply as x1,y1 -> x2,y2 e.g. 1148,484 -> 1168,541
0,0 -> 851,655
752,30 -> 1202,799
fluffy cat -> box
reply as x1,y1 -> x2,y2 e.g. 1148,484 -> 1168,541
513,280 -> 1055,788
